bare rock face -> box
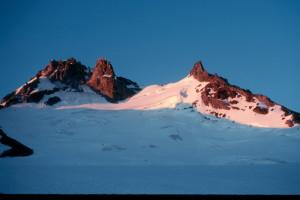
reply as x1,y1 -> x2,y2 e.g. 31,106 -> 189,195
189,61 -> 210,82
285,120 -> 294,127
37,57 -> 88,89
253,106 -> 269,114
0,77 -> 60,108
197,68 -> 257,112
191,61 -> 300,127
0,57 -> 141,108
0,58 -> 88,108
115,76 -> 141,100
87,59 -> 116,100
87,59 -> 140,102
281,106 -> 300,127
0,129 -> 33,158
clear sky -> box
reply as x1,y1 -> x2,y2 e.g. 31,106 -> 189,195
0,0 -> 299,111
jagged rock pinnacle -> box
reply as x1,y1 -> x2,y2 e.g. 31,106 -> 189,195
87,58 -> 141,102
189,61 -> 210,81
87,59 -> 116,100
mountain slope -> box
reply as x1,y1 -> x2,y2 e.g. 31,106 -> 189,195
60,61 -> 300,128
0,58 -> 299,128
0,105 -> 300,194
1,58 -> 300,194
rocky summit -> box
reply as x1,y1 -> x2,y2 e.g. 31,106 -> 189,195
87,59 -> 140,102
0,57 -> 140,108
37,58 -> 89,89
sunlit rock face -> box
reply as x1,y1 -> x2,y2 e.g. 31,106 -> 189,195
0,57 -> 141,108
0,58 -> 89,108
87,59 -> 116,100
87,58 -> 140,102
38,58 -> 88,89
190,61 -> 300,127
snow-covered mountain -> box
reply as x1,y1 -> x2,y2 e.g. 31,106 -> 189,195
1,58 -> 299,128
1,58 -> 300,194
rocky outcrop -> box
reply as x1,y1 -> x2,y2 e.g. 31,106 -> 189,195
0,58 -> 87,108
87,59 -> 116,100
37,58 -> 89,89
281,106 -> 300,127
253,106 -> 269,114
198,75 -> 256,111
0,57 -> 141,108
0,77 -> 60,108
115,76 -> 141,100
45,96 -> 61,106
0,129 -> 33,158
191,61 -> 299,127
87,59 -> 140,102
189,61 -> 210,82
191,61 -> 257,111
285,120 -> 294,127
0,84 -> 60,108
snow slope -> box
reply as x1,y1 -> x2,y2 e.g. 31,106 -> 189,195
1,62 -> 300,194
58,76 -> 294,128
0,105 -> 300,194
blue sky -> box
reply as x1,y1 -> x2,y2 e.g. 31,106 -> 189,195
0,0 -> 299,111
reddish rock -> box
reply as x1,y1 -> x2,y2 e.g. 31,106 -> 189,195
87,59 -> 140,102
285,120 -> 294,127
38,58 -> 88,89
255,94 -> 275,107
230,100 -> 239,104
0,58 -> 88,108
210,111 -> 220,118
87,59 -> 116,100
201,89 -> 230,110
190,61 -> 210,81
253,106 -> 269,114
1,57 -> 141,108
200,80 -> 244,111
192,100 -> 198,107
193,61 -> 288,120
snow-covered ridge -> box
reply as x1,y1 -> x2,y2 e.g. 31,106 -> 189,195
59,76 -> 202,110
1,58 -> 299,128
58,75 -> 296,128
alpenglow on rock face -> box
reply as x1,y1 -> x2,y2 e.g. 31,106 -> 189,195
189,61 -> 210,82
37,58 -> 88,88
87,59 -> 116,99
87,59 -> 141,102
0,58 -> 141,108
189,61 -> 300,127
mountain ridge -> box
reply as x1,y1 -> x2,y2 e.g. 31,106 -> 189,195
0,57 -> 299,128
